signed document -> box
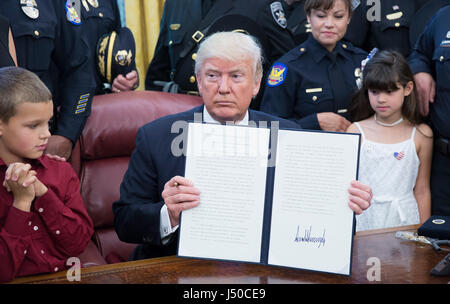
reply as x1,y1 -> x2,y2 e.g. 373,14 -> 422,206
178,123 -> 360,276
268,130 -> 359,275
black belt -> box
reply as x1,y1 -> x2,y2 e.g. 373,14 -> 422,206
436,137 -> 450,157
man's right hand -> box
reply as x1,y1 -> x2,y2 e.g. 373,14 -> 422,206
161,176 -> 201,228
414,72 -> 435,116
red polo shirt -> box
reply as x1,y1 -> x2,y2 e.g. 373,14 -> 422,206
0,155 -> 93,282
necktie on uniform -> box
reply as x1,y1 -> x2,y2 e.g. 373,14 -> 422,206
326,51 -> 351,120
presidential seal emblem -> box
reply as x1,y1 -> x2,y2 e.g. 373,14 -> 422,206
21,0 -> 39,20
270,2 -> 287,29
267,63 -> 287,87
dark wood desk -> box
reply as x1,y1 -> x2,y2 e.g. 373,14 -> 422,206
9,225 -> 449,284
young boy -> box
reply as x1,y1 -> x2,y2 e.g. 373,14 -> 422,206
0,67 -> 93,282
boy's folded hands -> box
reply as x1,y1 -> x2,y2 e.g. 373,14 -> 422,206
3,162 -> 48,212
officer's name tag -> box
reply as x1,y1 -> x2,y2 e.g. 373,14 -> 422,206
305,88 -> 322,93
386,12 -> 403,20
441,40 -> 450,47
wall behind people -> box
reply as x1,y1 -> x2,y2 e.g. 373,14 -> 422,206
121,0 -> 165,91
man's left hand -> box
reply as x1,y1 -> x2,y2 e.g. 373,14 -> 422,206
45,135 -> 73,160
111,70 -> 139,93
347,180 -> 372,214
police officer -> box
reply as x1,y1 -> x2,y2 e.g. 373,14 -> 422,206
145,0 -> 296,99
409,4 -> 450,216
0,0 -> 96,160
344,0 -> 432,58
260,0 -> 367,132
80,0 -> 138,94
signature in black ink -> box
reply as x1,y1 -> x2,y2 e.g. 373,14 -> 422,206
294,225 -> 326,248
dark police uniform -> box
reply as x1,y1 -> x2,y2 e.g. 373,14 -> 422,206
145,0 -> 296,96
0,0 -> 96,144
282,0 -> 310,46
409,5 -> 450,216
260,35 -> 367,130
345,0 -> 429,57
80,0 -> 122,94
0,14 -> 15,68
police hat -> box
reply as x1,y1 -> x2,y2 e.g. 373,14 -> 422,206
206,14 -> 271,63
409,0 -> 450,49
96,27 -> 136,84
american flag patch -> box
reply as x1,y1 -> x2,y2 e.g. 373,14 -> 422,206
394,151 -> 404,160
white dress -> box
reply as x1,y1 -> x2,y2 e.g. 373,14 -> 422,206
354,122 -> 420,232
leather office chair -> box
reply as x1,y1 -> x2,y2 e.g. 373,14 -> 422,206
71,90 -> 203,263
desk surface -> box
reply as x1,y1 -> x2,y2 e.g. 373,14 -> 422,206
9,225 -> 450,284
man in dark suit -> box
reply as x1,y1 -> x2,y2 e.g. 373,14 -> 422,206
113,31 -> 373,260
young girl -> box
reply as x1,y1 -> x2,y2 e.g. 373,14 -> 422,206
347,50 -> 433,232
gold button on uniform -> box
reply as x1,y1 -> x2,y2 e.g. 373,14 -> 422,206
395,22 -> 400,27
189,76 -> 196,83
440,56 -> 444,62
312,96 -> 318,102
300,48 -> 305,52
99,12 -> 103,17
192,53 -> 197,60
342,44 -> 347,49
34,30 -> 39,36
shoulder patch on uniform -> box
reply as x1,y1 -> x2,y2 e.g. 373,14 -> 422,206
270,2 -> 287,29
267,63 -> 287,87
65,0 -> 82,25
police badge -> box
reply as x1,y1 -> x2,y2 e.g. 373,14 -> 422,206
87,0 -> 99,8
20,0 -> 39,20
82,0 -> 89,12
270,2 -> 287,29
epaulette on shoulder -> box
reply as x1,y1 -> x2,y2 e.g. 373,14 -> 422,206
340,41 -> 366,55
298,46 -> 307,55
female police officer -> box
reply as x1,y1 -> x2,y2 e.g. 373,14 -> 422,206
260,0 -> 367,132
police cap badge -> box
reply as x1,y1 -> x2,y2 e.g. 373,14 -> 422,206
96,27 -> 136,85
